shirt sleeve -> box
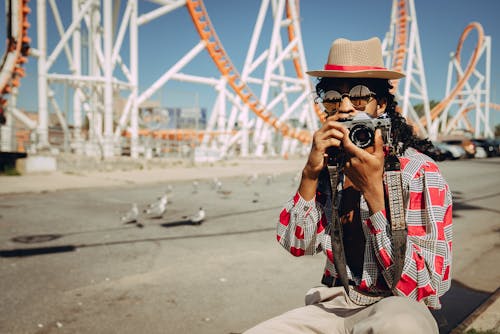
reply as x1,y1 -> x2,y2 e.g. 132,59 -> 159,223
276,192 -> 327,256
364,161 -> 453,309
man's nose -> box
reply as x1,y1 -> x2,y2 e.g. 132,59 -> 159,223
337,96 -> 355,114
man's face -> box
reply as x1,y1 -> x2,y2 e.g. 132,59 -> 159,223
320,79 -> 386,120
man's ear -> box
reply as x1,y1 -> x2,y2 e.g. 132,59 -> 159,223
376,98 -> 387,116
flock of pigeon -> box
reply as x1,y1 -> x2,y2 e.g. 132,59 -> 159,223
120,185 -> 205,228
119,171 -> 297,229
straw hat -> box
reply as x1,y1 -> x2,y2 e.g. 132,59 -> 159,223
306,37 -> 405,79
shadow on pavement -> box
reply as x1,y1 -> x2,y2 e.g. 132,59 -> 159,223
0,245 -> 77,257
0,227 -> 276,258
452,191 -> 500,217
433,280 -> 492,334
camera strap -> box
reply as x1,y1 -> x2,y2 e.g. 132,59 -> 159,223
383,153 -> 407,290
326,165 -> 351,294
326,153 -> 407,300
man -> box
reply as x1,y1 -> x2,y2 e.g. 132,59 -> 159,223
244,37 -> 452,333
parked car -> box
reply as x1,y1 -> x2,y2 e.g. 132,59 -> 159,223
434,141 -> 465,160
471,138 -> 499,157
495,139 -> 500,156
441,138 -> 476,158
428,142 -> 453,161
473,145 -> 488,158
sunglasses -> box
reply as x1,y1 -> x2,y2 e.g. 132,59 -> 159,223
319,85 -> 376,114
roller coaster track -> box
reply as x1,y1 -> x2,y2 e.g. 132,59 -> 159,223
446,102 -> 500,134
0,0 -> 31,124
285,0 -> 324,123
421,22 -> 484,127
391,0 -> 408,94
3,0 -> 496,157
185,0 -> 311,143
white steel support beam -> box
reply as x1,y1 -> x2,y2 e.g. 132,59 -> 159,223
137,0 -> 186,26
26,0 -> 320,160
72,0 -> 84,154
254,0 -> 286,156
37,0 -> 49,149
103,0 -> 114,157
484,36 -> 492,138
383,0 -> 431,139
48,0 -> 75,71
130,0 -> 139,158
137,41 -> 205,106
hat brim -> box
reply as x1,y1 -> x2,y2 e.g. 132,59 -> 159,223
306,69 -> 405,80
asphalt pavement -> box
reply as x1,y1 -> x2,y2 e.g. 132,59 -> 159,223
0,156 -> 498,333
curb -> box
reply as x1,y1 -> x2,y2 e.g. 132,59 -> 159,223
450,287 -> 500,333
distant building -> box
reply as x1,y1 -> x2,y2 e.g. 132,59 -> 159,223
139,106 -> 207,130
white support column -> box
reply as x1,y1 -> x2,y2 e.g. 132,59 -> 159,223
37,0 -> 49,150
254,0 -> 286,156
483,36 -> 492,138
240,0 -> 269,157
0,89 -> 16,152
72,0 -> 84,154
130,0 -> 139,158
103,0 -> 114,158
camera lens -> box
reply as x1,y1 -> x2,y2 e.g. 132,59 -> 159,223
349,124 -> 374,148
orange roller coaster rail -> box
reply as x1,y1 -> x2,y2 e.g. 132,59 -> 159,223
0,0 -> 31,124
420,22 -> 485,127
185,0 -> 312,144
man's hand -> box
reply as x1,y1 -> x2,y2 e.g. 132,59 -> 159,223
341,128 -> 385,214
299,116 -> 346,200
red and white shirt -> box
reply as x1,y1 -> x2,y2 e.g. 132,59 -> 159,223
277,148 -> 453,309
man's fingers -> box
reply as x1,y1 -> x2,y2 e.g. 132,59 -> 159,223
341,127 -> 369,158
317,128 -> 344,142
373,129 -> 384,158
342,127 -> 386,161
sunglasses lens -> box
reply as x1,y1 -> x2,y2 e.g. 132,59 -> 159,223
322,90 -> 342,112
349,85 -> 374,107
321,85 -> 376,114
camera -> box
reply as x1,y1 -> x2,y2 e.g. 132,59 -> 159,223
326,112 -> 392,165
343,112 -> 392,149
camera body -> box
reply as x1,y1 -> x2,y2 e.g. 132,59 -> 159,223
327,112 -> 392,165
343,112 -> 392,149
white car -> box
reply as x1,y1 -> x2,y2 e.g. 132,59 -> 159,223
474,146 -> 488,158
436,142 -> 466,160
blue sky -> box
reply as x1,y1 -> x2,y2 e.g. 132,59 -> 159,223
3,0 -> 500,126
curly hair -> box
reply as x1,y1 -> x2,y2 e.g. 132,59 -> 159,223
315,77 -> 433,156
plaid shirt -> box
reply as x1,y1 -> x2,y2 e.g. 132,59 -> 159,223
277,148 -> 453,309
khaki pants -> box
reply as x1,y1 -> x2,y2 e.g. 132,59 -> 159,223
244,286 -> 438,334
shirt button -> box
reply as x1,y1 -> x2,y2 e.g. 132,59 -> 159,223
304,206 -> 309,211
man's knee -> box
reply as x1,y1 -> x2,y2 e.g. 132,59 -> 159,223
351,297 -> 438,334
379,312 -> 435,333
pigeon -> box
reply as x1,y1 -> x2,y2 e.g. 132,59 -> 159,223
192,181 -> 199,194
245,173 -> 258,185
211,177 -> 219,189
121,203 -> 139,224
214,180 -> 222,192
144,201 -> 167,218
188,207 -> 206,225
144,193 -> 168,218
218,189 -> 232,198
252,192 -> 260,203
147,193 -> 169,208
